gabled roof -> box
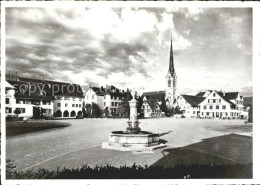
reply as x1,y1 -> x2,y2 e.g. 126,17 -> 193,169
217,92 -> 239,100
143,97 -> 160,110
90,87 -> 104,96
91,85 -> 127,97
5,81 -> 15,89
143,91 -> 165,102
182,95 -> 205,107
195,92 -> 206,97
216,92 -> 236,107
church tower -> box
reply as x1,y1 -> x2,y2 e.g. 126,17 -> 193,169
166,39 -> 177,107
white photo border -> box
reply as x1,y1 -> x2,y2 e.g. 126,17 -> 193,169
1,1 -> 260,185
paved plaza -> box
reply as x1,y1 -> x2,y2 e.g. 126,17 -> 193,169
6,118 -> 252,172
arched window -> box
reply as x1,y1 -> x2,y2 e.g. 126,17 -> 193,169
168,79 -> 171,87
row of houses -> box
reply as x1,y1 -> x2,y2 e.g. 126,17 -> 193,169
5,73 -> 84,120
177,90 -> 249,119
4,72 -> 251,121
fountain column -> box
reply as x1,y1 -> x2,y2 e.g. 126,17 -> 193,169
126,97 -> 140,133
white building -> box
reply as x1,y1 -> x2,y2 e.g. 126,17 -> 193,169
141,96 -> 162,118
6,74 -> 84,120
84,85 -> 126,115
176,95 -> 205,118
177,90 -> 248,119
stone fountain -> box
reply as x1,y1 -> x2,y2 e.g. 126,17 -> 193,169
102,89 -> 165,151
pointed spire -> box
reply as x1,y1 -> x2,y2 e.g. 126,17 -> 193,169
169,38 -> 175,76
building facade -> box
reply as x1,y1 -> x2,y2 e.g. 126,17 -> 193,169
5,73 -> 84,120
176,90 -> 248,119
84,85 -> 127,115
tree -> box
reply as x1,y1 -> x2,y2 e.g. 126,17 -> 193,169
91,102 -> 102,118
173,106 -> 182,114
117,92 -> 132,118
165,107 -> 174,117
85,104 -> 92,118
160,94 -> 167,113
137,95 -> 143,115
14,108 -> 21,121
104,107 -> 110,118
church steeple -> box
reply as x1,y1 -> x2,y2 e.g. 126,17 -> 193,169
168,38 -> 175,77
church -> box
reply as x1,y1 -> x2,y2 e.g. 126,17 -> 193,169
140,39 -> 178,117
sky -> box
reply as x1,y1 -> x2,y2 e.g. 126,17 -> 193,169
5,7 -> 252,96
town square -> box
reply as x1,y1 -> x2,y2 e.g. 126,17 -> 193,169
2,4 -> 254,180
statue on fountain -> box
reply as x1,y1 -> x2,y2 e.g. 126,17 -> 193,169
126,88 -> 143,134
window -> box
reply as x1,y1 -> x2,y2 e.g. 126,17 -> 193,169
43,100 -> 49,105
65,103 -> 68,107
58,103 -> 61,107
168,79 -> 171,87
112,102 -> 114,106
213,99 -> 216,103
104,102 -> 106,106
203,105 -> 207,109
206,112 -> 209,116
208,99 -> 210,103
79,98 -> 82,101
76,104 -> 78,107
79,104 -> 81,108
213,93 -> 215,97
209,106 -> 213,109
216,105 -> 219,109
222,105 -> 226,109
111,96 -> 113,100
193,111 -> 195,114
72,98 -> 75,101
5,107 -> 12,113
92,95 -> 94,99
6,98 -> 10,104
72,104 -> 75,107
201,112 -> 204,116
21,108 -> 25,113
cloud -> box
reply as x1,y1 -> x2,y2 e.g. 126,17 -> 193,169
5,7 -> 252,96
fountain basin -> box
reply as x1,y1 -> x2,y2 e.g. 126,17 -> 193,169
102,131 -> 165,151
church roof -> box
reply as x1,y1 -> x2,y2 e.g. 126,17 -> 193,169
143,91 -> 165,102
168,39 -> 175,77
181,95 -> 205,107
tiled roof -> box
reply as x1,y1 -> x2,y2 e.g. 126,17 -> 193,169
143,91 -> 165,102
195,92 -> 206,97
218,92 -> 239,100
216,92 -> 236,107
8,80 -> 55,100
8,77 -> 84,99
182,95 -> 205,106
91,85 -> 128,97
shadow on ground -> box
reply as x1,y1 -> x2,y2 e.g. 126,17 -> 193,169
153,134 -> 252,167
